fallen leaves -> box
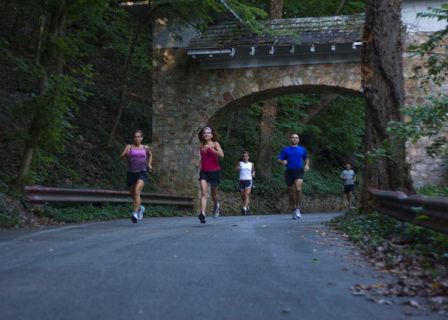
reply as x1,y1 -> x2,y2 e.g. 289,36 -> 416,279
347,236 -> 448,315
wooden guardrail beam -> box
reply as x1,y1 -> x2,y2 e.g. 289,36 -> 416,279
368,187 -> 448,234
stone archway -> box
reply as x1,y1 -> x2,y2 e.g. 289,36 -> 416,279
151,51 -> 362,193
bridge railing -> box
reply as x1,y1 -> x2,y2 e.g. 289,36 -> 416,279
368,187 -> 448,234
24,185 -> 194,208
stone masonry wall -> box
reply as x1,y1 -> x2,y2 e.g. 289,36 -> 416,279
403,33 -> 448,187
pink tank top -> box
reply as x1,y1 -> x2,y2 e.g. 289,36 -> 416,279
200,147 -> 220,171
127,147 -> 147,172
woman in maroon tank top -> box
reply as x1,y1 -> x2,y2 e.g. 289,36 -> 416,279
197,126 -> 224,224
120,129 -> 153,224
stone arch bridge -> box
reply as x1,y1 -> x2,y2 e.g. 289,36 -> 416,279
150,12 -> 445,194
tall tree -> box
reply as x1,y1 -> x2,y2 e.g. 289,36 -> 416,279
361,0 -> 414,211
16,0 -> 67,184
256,0 -> 282,180
107,17 -> 148,146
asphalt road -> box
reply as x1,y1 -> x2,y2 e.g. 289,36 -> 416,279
0,213 -> 444,320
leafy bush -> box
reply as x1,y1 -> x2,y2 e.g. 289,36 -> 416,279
0,196 -> 20,228
417,185 -> 448,197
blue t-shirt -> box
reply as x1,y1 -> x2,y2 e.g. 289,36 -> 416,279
278,146 -> 307,170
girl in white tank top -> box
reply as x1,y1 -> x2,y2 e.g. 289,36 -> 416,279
235,151 -> 255,215
239,161 -> 253,181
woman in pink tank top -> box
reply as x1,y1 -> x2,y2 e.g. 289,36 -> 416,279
197,126 -> 224,224
120,129 -> 153,224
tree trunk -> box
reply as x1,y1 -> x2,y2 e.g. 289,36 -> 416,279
268,0 -> 283,19
257,98 -> 277,180
256,0 -> 283,180
360,0 -> 414,212
334,0 -> 348,15
35,14 -> 47,65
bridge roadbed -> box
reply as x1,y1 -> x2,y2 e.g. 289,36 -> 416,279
0,213 -> 444,320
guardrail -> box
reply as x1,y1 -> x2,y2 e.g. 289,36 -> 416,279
368,187 -> 448,234
24,185 -> 194,208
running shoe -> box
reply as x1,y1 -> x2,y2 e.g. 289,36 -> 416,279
131,212 -> 138,224
292,211 -> 298,220
213,202 -> 221,218
137,205 -> 145,220
198,212 -> 206,224
296,208 -> 301,219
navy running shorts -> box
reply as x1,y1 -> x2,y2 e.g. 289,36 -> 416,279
239,179 -> 252,191
344,184 -> 355,194
285,169 -> 305,186
127,170 -> 148,187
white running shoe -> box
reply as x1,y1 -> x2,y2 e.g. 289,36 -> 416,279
213,202 -> 221,218
292,209 -> 298,220
137,205 -> 145,220
296,208 -> 301,219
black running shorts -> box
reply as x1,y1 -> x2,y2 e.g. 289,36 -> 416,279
285,169 -> 305,186
199,170 -> 221,187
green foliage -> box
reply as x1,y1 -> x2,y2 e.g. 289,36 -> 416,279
0,0 -> 155,185
302,169 -> 344,195
275,94 -> 312,133
11,67 -> 94,150
0,213 -> 20,228
150,0 -> 267,34
417,185 -> 448,197
39,204 -> 190,223
330,210 -> 448,259
305,95 -> 365,167
409,4 -> 448,86
215,92 -> 364,196
388,96 -> 448,157
283,0 -> 364,17
0,196 -> 20,228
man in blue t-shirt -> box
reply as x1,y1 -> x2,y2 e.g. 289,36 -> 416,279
277,133 -> 310,220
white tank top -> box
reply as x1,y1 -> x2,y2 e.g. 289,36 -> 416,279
239,161 -> 253,180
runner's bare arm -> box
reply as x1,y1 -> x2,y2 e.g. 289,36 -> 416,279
212,142 -> 224,158
120,144 -> 131,160
146,145 -> 153,170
